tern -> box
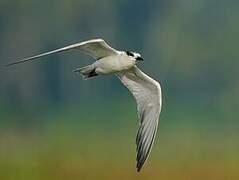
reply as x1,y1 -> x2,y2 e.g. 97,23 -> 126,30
6,39 -> 162,172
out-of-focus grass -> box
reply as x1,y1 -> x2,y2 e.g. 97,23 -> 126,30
0,101 -> 238,180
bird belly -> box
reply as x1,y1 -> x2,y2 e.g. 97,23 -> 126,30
94,56 -> 135,74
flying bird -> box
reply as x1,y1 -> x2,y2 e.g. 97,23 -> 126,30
6,39 -> 162,172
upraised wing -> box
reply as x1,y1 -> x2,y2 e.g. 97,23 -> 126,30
117,66 -> 162,172
6,39 -> 118,66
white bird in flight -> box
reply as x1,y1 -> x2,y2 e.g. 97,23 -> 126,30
6,39 -> 162,172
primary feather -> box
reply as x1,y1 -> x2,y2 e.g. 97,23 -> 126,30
117,66 -> 162,172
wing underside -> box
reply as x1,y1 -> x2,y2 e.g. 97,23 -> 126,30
117,66 -> 162,172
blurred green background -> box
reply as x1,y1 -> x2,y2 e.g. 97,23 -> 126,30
0,0 -> 239,179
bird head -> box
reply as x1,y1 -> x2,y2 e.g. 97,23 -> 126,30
126,51 -> 144,62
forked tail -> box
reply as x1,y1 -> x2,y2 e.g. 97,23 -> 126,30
73,65 -> 98,79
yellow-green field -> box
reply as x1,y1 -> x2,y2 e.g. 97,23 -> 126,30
0,103 -> 238,180
0,0 -> 239,179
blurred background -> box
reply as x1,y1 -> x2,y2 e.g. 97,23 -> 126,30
0,0 -> 239,179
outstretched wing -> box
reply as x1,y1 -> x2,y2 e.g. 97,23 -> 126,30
117,66 -> 162,172
6,39 -> 118,66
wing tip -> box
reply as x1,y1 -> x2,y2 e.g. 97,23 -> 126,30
136,127 -> 158,173
5,62 -> 18,67
136,162 -> 144,172
4,58 -> 33,67
136,152 -> 147,173
5,62 -> 17,67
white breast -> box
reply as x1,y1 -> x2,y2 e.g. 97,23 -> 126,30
94,52 -> 136,74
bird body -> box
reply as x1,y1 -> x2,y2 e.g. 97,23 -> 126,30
95,52 -> 136,74
74,51 -> 137,78
6,38 -> 162,172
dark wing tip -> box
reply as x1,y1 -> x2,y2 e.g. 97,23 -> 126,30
136,125 -> 158,173
136,160 -> 144,172
5,61 -> 20,67
136,141 -> 146,172
4,56 -> 42,67
136,148 -> 147,172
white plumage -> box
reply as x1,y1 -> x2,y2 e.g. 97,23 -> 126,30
117,67 -> 162,171
6,38 -> 162,172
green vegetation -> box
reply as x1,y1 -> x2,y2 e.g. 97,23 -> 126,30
0,100 -> 238,180
0,0 -> 238,179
